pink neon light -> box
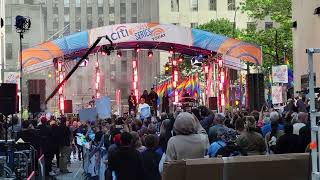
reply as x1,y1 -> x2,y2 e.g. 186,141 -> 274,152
204,66 -> 209,73
132,60 -> 137,68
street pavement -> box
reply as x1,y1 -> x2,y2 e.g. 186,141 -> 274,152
54,158 -> 85,180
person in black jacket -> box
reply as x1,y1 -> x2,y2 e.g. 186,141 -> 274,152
142,134 -> 161,180
107,132 -> 145,180
37,117 -> 54,176
50,120 -> 60,168
275,124 -> 304,154
57,117 -> 72,173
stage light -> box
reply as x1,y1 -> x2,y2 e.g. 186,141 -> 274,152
101,45 -> 111,56
172,60 -> 177,66
178,55 -> 184,62
148,50 -> 153,58
169,47 -> 174,55
117,50 -> 122,58
135,47 -> 140,53
218,57 -> 223,67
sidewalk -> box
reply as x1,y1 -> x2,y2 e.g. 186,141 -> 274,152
55,159 -> 85,180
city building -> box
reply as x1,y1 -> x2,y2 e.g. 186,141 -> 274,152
292,0 -> 320,92
157,0 -> 272,73
0,0 -> 5,83
5,0 -> 160,112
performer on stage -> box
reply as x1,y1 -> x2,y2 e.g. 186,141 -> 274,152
148,88 -> 159,116
128,91 -> 137,115
162,91 -> 170,113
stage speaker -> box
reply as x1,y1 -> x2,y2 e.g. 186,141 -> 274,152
27,79 -> 46,107
64,100 -> 73,113
208,97 -> 218,110
29,94 -> 40,113
0,83 -> 17,115
247,74 -> 265,111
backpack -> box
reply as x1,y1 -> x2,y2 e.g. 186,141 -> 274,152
215,142 -> 247,157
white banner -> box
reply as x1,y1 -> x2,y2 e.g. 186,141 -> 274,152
89,23 -> 193,47
272,65 -> 288,83
272,86 -> 286,104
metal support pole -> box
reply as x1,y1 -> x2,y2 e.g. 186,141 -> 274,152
19,32 -> 23,115
306,48 -> 320,180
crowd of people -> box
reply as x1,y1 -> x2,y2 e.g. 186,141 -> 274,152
0,92 -> 313,179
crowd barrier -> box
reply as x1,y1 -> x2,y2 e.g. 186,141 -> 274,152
83,134 -> 108,180
163,153 -> 310,180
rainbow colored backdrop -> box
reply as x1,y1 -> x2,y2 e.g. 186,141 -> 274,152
155,74 -> 200,98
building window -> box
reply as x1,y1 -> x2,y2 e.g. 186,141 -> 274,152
75,0 -> 80,7
131,3 -> 137,15
171,0 -> 179,12
98,0 -> 103,7
120,17 -> 126,23
109,6 -> 115,14
98,7 -> 103,14
24,0 -> 34,4
121,61 -> 127,72
77,76 -> 83,94
87,20 -> 92,29
228,0 -> 235,11
6,43 -> 12,59
109,0 -> 114,7
247,22 -> 257,30
131,17 -> 137,23
209,0 -> 217,11
64,7 -> 69,14
64,14 -> 70,22
111,64 -> 116,70
87,0 -> 92,7
190,22 -> 198,28
265,22 -> 273,30
109,21 -> 115,25
53,7 -> 58,14
76,7 -> 81,16
191,0 -> 198,11
120,3 -> 126,16
87,7 -> 92,14
5,17 -> 12,33
22,43 -> 29,50
98,18 -> 104,27
64,22 -> 70,35
76,21 -> 81,31
109,14 -> 115,21
53,21 -> 59,29
64,0 -> 69,7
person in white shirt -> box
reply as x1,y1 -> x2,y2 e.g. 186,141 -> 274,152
293,112 -> 308,135
137,97 -> 151,120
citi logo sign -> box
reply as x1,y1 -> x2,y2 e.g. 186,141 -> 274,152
110,25 -> 129,40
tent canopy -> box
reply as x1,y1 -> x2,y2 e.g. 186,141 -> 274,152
22,22 -> 262,73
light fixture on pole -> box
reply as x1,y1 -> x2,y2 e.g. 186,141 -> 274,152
15,15 -> 31,113
117,50 -> 122,58
148,50 -> 153,58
